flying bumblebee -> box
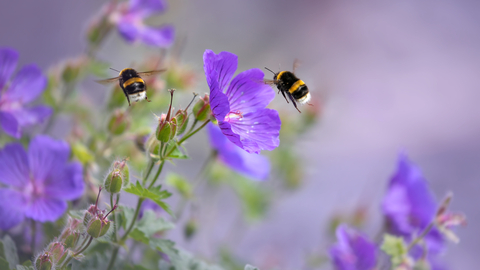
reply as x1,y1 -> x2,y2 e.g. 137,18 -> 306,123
264,61 -> 311,113
97,68 -> 166,106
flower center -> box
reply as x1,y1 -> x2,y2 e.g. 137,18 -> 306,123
224,111 -> 243,122
24,179 -> 45,201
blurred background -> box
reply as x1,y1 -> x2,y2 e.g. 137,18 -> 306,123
1,0 -> 480,269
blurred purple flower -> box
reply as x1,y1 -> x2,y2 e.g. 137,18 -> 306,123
0,48 -> 52,138
0,135 -> 84,230
329,224 -> 377,270
382,153 -> 445,254
203,50 -> 281,154
111,0 -> 174,47
139,199 -> 162,219
207,123 -> 270,180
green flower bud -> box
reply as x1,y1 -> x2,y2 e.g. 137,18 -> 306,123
174,109 -> 189,135
156,115 -> 173,143
86,217 -> 111,238
105,170 -> 122,193
107,109 -> 130,135
170,117 -> 178,140
47,242 -> 68,264
35,253 -> 53,270
59,217 -> 82,249
192,94 -> 210,121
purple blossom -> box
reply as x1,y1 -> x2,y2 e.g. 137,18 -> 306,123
329,224 -> 377,270
203,50 -> 281,154
111,0 -> 174,47
0,135 -> 84,230
139,199 -> 162,219
207,123 -> 270,180
382,153 -> 445,254
0,48 -> 52,138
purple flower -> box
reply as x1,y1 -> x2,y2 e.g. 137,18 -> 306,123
0,135 -> 84,230
0,48 -> 52,138
203,50 -> 281,154
111,0 -> 174,47
329,224 -> 377,270
382,153 -> 445,254
207,123 -> 270,180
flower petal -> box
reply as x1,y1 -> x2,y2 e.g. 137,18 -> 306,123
0,111 -> 20,138
0,48 -> 19,91
9,105 -> 52,127
203,50 -> 237,92
24,197 -> 67,222
0,142 -> 29,187
224,108 -> 281,154
330,225 -> 377,270
208,123 -> 270,180
129,0 -> 167,16
0,189 -> 27,230
226,68 -> 275,113
28,135 -> 70,185
44,162 -> 84,200
3,64 -> 47,104
140,25 -> 174,47
208,70 -> 230,121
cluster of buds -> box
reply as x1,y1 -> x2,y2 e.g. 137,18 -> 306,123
104,158 -> 130,194
84,187 -> 117,238
34,217 -> 83,270
156,90 -> 178,143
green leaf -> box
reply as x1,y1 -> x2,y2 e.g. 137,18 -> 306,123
159,246 -> 224,270
0,258 -> 9,270
381,234 -> 408,267
166,173 -> 193,199
1,235 -> 19,269
165,142 -> 188,159
124,182 -> 174,217
22,260 -> 33,267
16,265 -> 34,270
245,265 -> 259,270
128,210 -> 174,244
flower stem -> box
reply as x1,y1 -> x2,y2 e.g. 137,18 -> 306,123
30,219 -> 36,254
61,236 -> 94,269
142,159 -> 155,186
110,193 -> 120,242
148,161 -> 165,189
407,222 -> 435,251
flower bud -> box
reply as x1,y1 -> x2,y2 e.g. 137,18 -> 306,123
104,159 -> 130,194
192,94 -> 210,121
86,217 -> 111,238
146,134 -> 161,158
59,217 -> 82,249
156,115 -> 173,143
47,242 -> 68,265
174,109 -> 189,135
107,109 -> 130,135
35,253 -> 53,270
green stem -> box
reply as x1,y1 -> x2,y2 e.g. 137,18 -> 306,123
75,235 -> 89,253
148,161 -> 165,189
120,198 -> 145,242
142,159 -> 155,186
75,236 -> 93,255
61,236 -> 94,269
185,119 -> 198,135
30,220 -> 36,254
110,193 -> 120,242
164,120 -> 210,159
106,245 -> 120,270
407,222 -> 435,251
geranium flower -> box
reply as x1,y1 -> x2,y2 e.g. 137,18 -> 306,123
382,153 -> 445,254
203,50 -> 281,154
329,224 -> 377,270
111,0 -> 174,47
207,123 -> 270,180
0,135 -> 84,230
0,48 -> 52,138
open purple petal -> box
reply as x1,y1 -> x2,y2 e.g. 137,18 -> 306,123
28,135 -> 70,185
226,108 -> 281,154
208,70 -> 230,121
24,197 -> 67,222
208,123 -> 270,180
203,50 -> 237,92
0,142 -> 29,187
226,68 -> 275,114
330,225 -> 377,270
9,105 -> 52,127
0,111 -> 20,138
117,18 -> 140,43
140,24 -> 174,47
3,64 -> 46,104
129,0 -> 167,17
44,162 -> 84,201
0,189 -> 27,230
0,48 -> 18,91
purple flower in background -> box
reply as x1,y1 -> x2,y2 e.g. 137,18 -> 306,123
382,153 -> 445,254
111,0 -> 174,47
203,50 -> 281,154
0,48 -> 52,138
0,135 -> 84,230
207,123 -> 270,180
329,224 -> 377,270
139,199 -> 162,219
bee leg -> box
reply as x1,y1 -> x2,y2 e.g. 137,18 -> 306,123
287,92 -> 301,113
280,90 -> 290,104
146,96 -> 152,102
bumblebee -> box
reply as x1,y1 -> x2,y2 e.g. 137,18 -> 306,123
265,62 -> 311,113
97,68 -> 165,106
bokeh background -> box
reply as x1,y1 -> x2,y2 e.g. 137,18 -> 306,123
2,0 -> 479,269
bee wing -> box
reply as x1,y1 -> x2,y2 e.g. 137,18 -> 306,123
137,69 -> 167,77
293,59 -> 301,74
96,77 -> 120,84
263,79 -> 277,85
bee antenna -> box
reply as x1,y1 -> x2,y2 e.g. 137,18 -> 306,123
110,67 -> 121,72
264,67 -> 276,75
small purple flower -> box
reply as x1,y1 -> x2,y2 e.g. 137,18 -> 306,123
207,123 -> 270,180
0,135 -> 84,230
139,199 -> 162,219
203,50 -> 281,154
329,224 -> 377,270
111,0 -> 174,47
382,153 -> 445,254
0,48 -> 52,138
